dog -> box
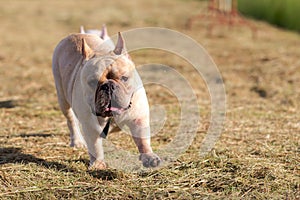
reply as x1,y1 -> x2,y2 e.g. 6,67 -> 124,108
52,32 -> 161,169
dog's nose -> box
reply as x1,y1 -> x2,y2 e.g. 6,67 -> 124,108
109,82 -> 115,91
101,81 -> 116,93
101,84 -> 109,91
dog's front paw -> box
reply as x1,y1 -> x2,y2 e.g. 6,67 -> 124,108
70,138 -> 86,149
70,141 -> 86,149
139,153 -> 161,168
89,160 -> 107,170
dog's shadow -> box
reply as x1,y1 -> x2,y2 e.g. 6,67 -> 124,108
0,100 -> 17,109
0,147 -> 78,173
0,147 -> 120,180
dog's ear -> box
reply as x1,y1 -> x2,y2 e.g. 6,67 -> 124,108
80,25 -> 85,34
113,32 -> 131,59
113,32 -> 127,56
100,24 -> 108,40
82,38 -> 94,60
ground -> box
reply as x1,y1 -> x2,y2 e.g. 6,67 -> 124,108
0,0 -> 299,199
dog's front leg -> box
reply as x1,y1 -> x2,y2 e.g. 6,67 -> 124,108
81,121 -> 106,170
127,119 -> 161,168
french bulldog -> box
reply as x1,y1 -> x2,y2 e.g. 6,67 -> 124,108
52,32 -> 161,169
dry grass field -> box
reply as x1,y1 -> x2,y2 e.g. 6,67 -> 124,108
0,0 -> 299,199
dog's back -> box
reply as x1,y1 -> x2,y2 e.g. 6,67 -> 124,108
52,34 -> 110,104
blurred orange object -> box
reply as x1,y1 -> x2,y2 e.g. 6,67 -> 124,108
186,0 -> 256,38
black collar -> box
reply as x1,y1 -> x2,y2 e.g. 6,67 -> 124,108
100,118 -> 112,139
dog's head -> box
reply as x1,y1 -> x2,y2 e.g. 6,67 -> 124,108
81,33 -> 136,118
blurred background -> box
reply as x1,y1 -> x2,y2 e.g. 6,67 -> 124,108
0,0 -> 299,199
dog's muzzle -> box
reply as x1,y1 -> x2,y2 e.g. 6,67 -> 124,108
93,81 -> 132,117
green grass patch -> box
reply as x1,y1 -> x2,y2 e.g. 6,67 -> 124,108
238,0 -> 300,32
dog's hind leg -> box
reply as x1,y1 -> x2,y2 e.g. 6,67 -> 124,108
57,91 -> 86,148
66,108 -> 86,148
57,92 -> 86,148
53,69 -> 86,148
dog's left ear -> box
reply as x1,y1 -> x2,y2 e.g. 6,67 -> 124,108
82,38 -> 94,60
113,32 -> 130,58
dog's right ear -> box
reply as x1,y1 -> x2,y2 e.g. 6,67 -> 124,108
82,38 -> 94,60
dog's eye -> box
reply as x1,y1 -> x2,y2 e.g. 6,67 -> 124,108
121,76 -> 128,82
88,79 -> 98,88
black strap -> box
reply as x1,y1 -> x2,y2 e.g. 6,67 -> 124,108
100,118 -> 111,139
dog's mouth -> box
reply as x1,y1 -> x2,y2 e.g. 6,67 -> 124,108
104,102 -> 131,115
95,101 -> 132,118
96,103 -> 131,117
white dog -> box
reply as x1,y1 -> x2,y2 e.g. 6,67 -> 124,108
52,31 -> 161,169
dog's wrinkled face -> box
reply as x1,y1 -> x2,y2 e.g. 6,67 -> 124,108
94,57 -> 135,117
